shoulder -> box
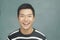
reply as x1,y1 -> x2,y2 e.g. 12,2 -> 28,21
34,29 -> 47,40
35,30 -> 45,36
9,29 -> 19,36
8,29 -> 19,39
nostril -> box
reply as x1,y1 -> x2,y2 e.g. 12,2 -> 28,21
24,18 -> 28,20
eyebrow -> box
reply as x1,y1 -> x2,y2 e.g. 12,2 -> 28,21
28,14 -> 33,15
20,14 -> 33,15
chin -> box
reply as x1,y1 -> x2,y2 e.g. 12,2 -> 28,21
23,26 -> 30,30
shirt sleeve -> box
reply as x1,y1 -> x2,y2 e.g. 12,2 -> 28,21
45,38 -> 47,40
7,37 -> 10,40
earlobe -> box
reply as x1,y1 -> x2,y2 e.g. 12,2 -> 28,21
33,17 -> 35,22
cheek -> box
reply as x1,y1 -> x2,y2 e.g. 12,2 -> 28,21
18,17 -> 34,23
29,18 -> 34,22
18,17 -> 23,23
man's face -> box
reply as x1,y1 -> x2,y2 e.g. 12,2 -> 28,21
18,9 -> 34,30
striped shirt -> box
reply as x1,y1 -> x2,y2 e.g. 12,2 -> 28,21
7,28 -> 47,40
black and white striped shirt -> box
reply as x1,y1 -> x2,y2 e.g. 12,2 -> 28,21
7,28 -> 47,40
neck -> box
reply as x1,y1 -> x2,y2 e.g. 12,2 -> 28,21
20,27 -> 33,35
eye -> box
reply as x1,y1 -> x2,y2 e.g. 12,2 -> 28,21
28,15 -> 32,17
20,15 -> 24,17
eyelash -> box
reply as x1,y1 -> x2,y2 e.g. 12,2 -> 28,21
28,16 -> 32,17
20,16 -> 24,17
19,15 -> 32,17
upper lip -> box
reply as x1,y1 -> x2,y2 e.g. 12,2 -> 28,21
23,23 -> 30,25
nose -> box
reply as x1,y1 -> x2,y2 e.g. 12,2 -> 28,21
24,16 -> 28,22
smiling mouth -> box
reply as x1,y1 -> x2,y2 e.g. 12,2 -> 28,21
23,23 -> 30,26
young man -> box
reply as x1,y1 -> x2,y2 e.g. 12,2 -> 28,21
8,3 -> 47,40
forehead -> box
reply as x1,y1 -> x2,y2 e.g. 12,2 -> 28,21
19,9 -> 33,15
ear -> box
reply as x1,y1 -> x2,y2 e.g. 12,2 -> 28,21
33,17 -> 35,21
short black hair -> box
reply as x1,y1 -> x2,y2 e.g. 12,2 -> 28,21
17,3 -> 35,17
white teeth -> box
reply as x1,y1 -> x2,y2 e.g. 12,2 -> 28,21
23,23 -> 29,25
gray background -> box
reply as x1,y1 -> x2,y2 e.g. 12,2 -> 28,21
0,0 -> 60,40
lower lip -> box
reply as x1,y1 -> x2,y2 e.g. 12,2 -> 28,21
23,23 -> 30,26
